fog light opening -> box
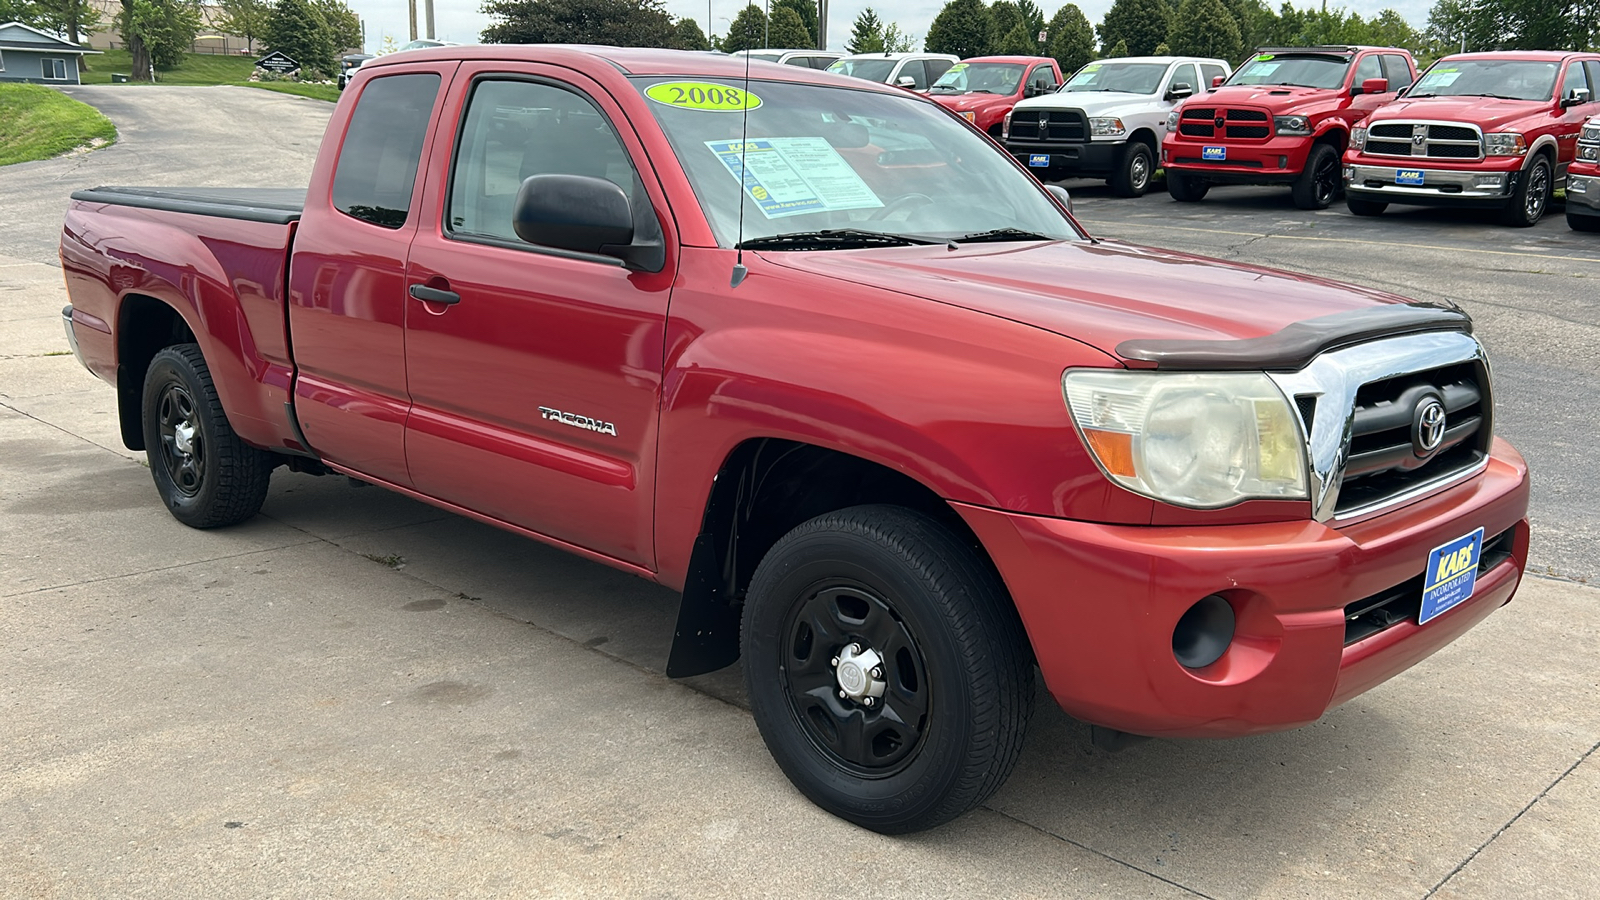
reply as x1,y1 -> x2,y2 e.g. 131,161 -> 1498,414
1173,594 -> 1236,669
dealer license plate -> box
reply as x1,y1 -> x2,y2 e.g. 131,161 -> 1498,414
1396,169 -> 1425,186
1202,146 -> 1226,161
1418,527 -> 1485,624
1028,154 -> 1050,167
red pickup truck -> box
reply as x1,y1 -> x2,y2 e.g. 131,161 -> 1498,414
60,45 -> 1530,834
1345,51 -> 1600,227
1163,45 -> 1417,209
1564,114 -> 1600,230
927,55 -> 1063,138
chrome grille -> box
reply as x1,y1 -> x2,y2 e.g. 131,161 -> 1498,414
1364,121 -> 1484,160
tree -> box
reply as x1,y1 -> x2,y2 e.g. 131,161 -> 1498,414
1153,40 -> 1170,53
217,0 -> 270,53
925,0 -> 991,58
1363,8 -> 1421,49
118,0 -> 200,79
996,19 -> 1038,54
1226,0 -> 1273,49
1014,0 -> 1046,36
1168,0 -> 1242,62
670,16 -> 709,50
1099,0 -> 1173,56
988,1 -> 1022,52
766,5 -> 810,47
774,0 -> 817,47
846,6 -> 884,53
1107,37 -> 1129,56
315,0 -> 361,54
480,0 -> 676,47
34,0 -> 102,44
262,0 -> 334,72
1047,5 -> 1095,75
720,3 -> 766,52
881,21 -> 916,52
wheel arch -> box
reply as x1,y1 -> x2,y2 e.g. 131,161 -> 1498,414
115,292 -> 198,450
1312,125 -> 1348,153
1128,127 -> 1160,154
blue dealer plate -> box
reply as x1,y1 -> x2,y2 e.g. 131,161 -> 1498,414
1396,169 -> 1425,186
1202,146 -> 1226,161
1419,527 -> 1485,625
1028,154 -> 1050,167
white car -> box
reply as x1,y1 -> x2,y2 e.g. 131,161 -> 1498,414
826,52 -> 960,91
733,49 -> 845,70
1004,56 -> 1231,197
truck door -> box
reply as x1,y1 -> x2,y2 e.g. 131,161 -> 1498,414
1346,53 -> 1394,123
287,64 -> 455,486
401,64 -> 676,567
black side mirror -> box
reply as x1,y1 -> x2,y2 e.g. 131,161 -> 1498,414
513,175 -> 662,271
1045,183 -> 1073,214
1167,82 -> 1193,100
1396,85 -> 1409,98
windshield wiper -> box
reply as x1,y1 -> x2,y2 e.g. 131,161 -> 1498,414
1408,92 -> 1437,98
736,229 -> 943,250
1471,93 -> 1524,100
951,228 -> 1059,244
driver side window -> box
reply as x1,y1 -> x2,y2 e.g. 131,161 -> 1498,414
1562,62 -> 1590,101
1354,55 -> 1383,88
1167,64 -> 1196,97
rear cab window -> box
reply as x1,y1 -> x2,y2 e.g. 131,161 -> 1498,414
330,73 -> 442,228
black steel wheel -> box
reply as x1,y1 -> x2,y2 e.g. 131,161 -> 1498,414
1501,156 -> 1551,227
142,344 -> 273,528
1110,142 -> 1153,198
1292,143 -> 1340,210
742,505 -> 1033,834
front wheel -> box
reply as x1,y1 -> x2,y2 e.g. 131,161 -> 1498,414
1500,157 -> 1552,227
1568,210 -> 1600,232
142,344 -> 274,528
1110,142 -> 1154,197
1166,170 -> 1209,202
741,505 -> 1033,834
1292,143 -> 1341,210
1346,196 -> 1388,217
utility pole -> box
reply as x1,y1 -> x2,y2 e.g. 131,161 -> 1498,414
764,0 -> 769,48
408,0 -> 418,41
817,0 -> 827,50
425,0 -> 436,40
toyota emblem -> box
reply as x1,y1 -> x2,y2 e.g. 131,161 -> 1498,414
1413,397 -> 1447,458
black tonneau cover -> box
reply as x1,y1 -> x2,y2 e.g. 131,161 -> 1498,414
70,186 -> 307,225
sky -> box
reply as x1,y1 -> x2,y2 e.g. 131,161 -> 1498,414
348,0 -> 1433,54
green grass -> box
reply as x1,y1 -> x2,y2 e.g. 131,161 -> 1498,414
79,49 -> 259,85
239,81 -> 340,103
0,83 -> 117,166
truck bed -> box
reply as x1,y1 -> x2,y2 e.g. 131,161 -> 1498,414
68,186 -> 307,225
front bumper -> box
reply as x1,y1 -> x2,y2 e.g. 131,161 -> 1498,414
1006,140 -> 1123,176
61,305 -> 85,368
1344,161 -> 1520,207
1566,172 -> 1600,214
955,438 -> 1530,739
1161,135 -> 1312,184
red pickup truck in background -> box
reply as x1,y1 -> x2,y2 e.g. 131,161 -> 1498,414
60,46 -> 1530,834
1163,45 -> 1417,209
1345,51 -> 1600,227
1564,114 -> 1600,230
927,55 -> 1063,138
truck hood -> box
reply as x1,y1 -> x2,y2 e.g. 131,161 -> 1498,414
1200,83 -> 1334,113
930,92 -> 1017,114
759,240 -> 1426,360
1014,91 -> 1157,118
1369,95 -> 1549,132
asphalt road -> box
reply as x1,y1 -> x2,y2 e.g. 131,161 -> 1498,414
3,87 -> 1598,898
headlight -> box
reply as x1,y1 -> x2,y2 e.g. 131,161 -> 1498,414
1165,110 -> 1179,132
1582,124 -> 1600,143
1089,117 -> 1126,137
1351,126 -> 1367,149
1063,370 -> 1308,508
1002,110 -> 1012,141
1578,143 -> 1599,162
1274,115 -> 1310,136
1485,132 -> 1527,156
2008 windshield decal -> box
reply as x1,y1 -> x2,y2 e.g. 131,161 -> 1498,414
646,81 -> 763,112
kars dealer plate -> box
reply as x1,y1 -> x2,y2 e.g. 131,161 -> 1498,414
1419,527 -> 1485,625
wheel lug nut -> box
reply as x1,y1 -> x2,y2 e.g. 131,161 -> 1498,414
862,697 -> 874,706
830,657 -> 839,667
838,690 -> 848,700
871,667 -> 883,679
850,643 -> 861,653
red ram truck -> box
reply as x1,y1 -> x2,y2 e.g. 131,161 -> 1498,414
927,55 -> 1063,139
1344,51 -> 1600,227
1564,113 -> 1600,230
60,45 -> 1530,834
1163,45 -> 1417,209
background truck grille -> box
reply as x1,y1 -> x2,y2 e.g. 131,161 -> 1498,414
1178,107 -> 1272,140
1365,122 -> 1484,160
1006,109 -> 1087,144
1334,361 -> 1491,515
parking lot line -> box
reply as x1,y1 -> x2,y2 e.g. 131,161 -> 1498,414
1103,222 -> 1600,265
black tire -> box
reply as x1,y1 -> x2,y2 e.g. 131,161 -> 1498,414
1292,143 -> 1341,210
741,505 -> 1033,834
1346,196 -> 1388,217
1166,170 -> 1209,202
1501,156 -> 1552,227
141,344 -> 273,528
1110,142 -> 1154,198
1568,210 -> 1600,232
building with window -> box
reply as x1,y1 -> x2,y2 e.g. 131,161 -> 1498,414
0,21 -> 101,85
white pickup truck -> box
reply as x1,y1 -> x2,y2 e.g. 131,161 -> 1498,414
1004,56 -> 1231,196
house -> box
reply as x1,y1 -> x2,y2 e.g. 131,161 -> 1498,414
0,21 -> 101,85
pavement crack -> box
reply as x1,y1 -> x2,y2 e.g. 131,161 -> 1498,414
1424,736 -> 1600,897
980,806 -> 1219,898
2,541 -> 322,599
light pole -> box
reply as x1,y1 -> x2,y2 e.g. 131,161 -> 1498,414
818,0 -> 827,51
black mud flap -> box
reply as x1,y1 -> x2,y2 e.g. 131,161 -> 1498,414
665,533 -> 742,678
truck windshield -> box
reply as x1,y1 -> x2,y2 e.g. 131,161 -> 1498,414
1409,59 -> 1560,102
929,62 -> 1025,94
827,58 -> 896,82
1228,54 -> 1350,89
634,77 -> 1082,248
1061,62 -> 1166,94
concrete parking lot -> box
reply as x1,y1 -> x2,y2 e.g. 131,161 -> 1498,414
2,87 -> 1598,898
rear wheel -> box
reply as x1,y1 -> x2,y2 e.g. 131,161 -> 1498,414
142,344 -> 273,528
1166,170 -> 1209,202
1346,196 -> 1388,217
741,505 -> 1033,834
1568,210 -> 1600,232
1500,156 -> 1551,227
1110,142 -> 1154,197
1292,143 -> 1341,210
